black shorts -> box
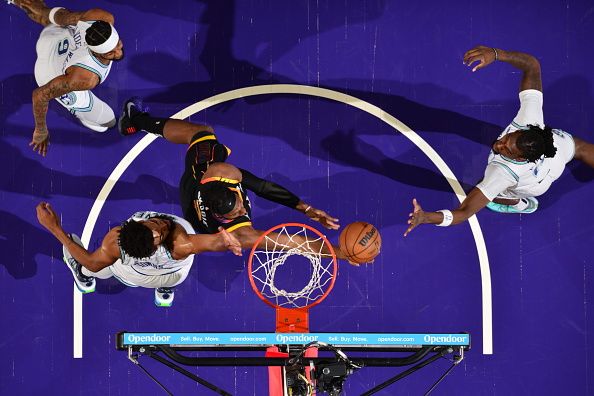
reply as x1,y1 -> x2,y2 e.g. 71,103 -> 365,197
179,132 -> 251,234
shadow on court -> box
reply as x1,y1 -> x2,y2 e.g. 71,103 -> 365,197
0,139 -> 178,203
0,211 -> 51,279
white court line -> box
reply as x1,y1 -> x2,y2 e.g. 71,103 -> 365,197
75,84 -> 493,357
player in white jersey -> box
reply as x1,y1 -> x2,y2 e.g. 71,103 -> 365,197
404,45 -> 594,235
35,202 -> 242,307
11,1 -> 124,156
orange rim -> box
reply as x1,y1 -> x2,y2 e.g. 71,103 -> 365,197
247,222 -> 338,310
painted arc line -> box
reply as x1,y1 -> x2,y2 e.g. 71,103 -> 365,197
74,135 -> 157,358
76,83 -> 493,357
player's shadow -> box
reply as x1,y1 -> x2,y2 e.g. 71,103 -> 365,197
104,0 -> 386,32
194,253 -> 245,293
0,139 -> 177,203
321,129 -> 476,193
0,211 -> 54,279
124,0 -> 386,105
95,278 -> 128,295
111,0 -> 386,98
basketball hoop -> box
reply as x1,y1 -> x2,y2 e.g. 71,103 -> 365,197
248,223 -> 338,333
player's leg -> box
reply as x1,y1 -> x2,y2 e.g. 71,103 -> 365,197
80,265 -> 114,280
153,260 -> 192,307
108,259 -> 192,307
54,90 -> 115,132
573,137 -> 594,169
491,197 -> 520,205
75,92 -> 116,132
118,97 -> 214,144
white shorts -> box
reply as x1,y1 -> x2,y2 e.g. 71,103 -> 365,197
34,25 -> 115,132
86,256 -> 194,289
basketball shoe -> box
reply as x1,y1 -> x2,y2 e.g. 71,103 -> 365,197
118,97 -> 147,136
486,197 -> 539,214
155,287 -> 175,307
62,234 -> 96,293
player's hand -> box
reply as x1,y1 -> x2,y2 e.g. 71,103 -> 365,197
463,45 -> 497,72
36,202 -> 61,231
30,128 -> 50,157
14,0 -> 50,25
305,206 -> 340,230
218,226 -> 242,256
335,245 -> 364,266
404,198 -> 426,237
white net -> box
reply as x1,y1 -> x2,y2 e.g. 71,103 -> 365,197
249,225 -> 337,309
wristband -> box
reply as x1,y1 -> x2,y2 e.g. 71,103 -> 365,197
304,205 -> 312,213
48,7 -> 65,25
492,47 -> 499,61
436,210 -> 453,227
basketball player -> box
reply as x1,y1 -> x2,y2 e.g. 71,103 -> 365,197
11,0 -> 124,156
405,46 -> 594,235
35,202 -> 242,306
118,98 -> 350,261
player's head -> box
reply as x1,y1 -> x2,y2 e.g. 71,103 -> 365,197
118,216 -> 174,258
85,21 -> 124,61
516,125 -> 557,162
492,125 -> 557,162
202,183 -> 247,220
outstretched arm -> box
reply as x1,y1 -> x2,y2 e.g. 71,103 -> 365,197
30,70 -> 98,156
13,1 -> 114,26
231,225 -> 349,261
35,202 -> 119,272
186,227 -> 243,256
404,188 -> 490,236
240,169 -> 340,230
463,45 -> 542,92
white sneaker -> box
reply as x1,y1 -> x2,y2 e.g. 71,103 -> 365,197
486,197 -> 539,214
154,287 -> 175,307
62,234 -> 96,293
79,118 -> 113,132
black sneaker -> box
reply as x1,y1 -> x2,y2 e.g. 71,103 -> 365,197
154,287 -> 175,307
62,234 -> 96,293
118,97 -> 147,136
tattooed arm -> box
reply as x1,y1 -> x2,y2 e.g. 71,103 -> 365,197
30,68 -> 99,156
13,1 -> 115,26
52,8 -> 115,25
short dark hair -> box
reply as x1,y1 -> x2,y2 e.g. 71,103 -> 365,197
85,21 -> 112,47
202,183 -> 236,215
516,125 -> 557,162
118,220 -> 155,259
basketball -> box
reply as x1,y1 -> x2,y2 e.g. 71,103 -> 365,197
339,222 -> 381,264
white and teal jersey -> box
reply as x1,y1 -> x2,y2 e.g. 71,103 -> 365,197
60,21 -> 112,83
477,90 -> 575,200
119,212 -> 196,277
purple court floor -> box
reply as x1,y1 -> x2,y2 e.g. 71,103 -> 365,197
1,1 -> 593,395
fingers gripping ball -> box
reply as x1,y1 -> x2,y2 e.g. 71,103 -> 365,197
339,222 -> 381,264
